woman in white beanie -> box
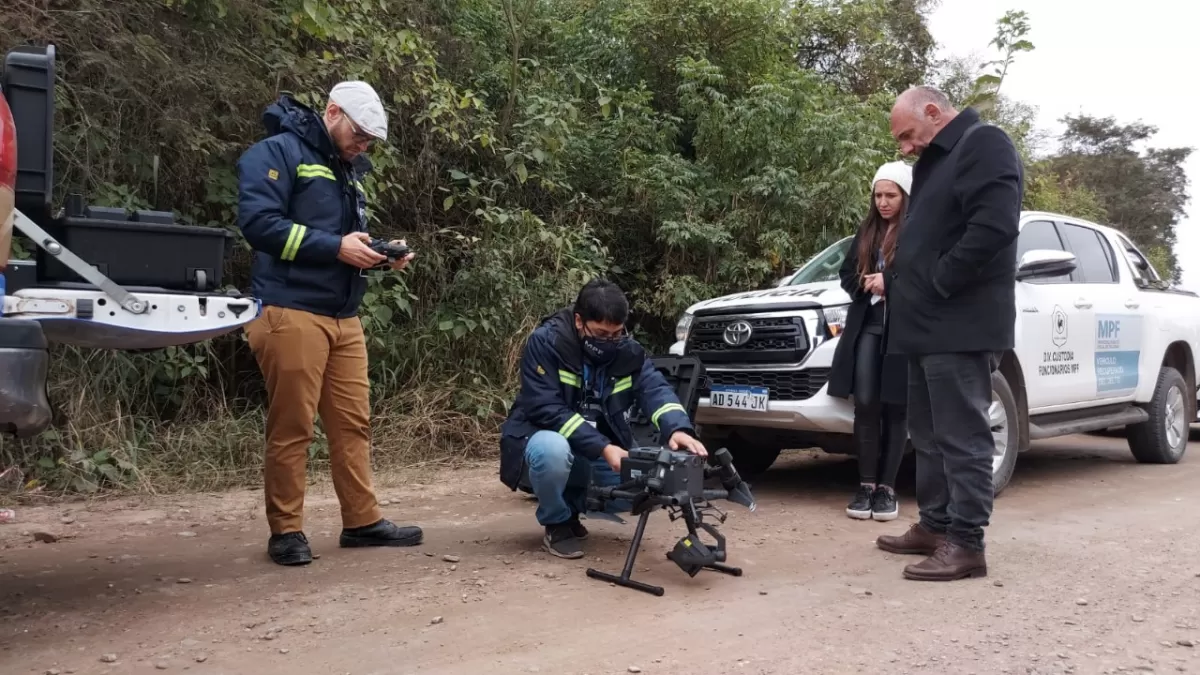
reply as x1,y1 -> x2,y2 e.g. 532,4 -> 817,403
827,160 -> 913,521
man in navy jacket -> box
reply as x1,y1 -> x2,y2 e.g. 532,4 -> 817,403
500,279 -> 708,559
237,81 -> 422,566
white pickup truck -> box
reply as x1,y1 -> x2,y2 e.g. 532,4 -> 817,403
670,210 -> 1200,494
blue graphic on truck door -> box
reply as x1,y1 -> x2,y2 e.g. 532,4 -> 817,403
1094,314 -> 1141,395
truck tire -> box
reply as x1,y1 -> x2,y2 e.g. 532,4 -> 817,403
990,371 -> 1020,497
1127,366 -> 1190,464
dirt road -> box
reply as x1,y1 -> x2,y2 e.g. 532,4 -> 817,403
3,431 -> 1200,675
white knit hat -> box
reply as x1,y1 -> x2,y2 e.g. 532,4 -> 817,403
872,160 -> 913,195
328,81 -> 388,141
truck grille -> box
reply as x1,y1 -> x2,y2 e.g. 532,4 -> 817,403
685,315 -> 810,364
702,368 -> 831,402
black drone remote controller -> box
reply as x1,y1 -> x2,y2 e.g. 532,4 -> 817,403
367,238 -> 412,261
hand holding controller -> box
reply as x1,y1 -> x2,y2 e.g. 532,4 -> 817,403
367,238 -> 415,271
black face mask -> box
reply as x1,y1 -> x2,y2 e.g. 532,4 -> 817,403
582,336 -> 621,365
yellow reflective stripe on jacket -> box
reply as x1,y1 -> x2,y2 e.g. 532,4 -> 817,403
281,223 -> 308,261
296,164 -> 335,180
559,413 -> 586,438
651,402 -> 686,428
612,376 -> 633,394
558,370 -> 581,387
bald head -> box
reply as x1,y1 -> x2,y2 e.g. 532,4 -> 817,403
890,86 -> 958,157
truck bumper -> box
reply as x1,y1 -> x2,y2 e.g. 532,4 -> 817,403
668,338 -> 855,435
694,387 -> 855,434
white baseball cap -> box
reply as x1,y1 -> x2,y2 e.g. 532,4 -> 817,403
872,160 -> 913,195
328,81 -> 388,141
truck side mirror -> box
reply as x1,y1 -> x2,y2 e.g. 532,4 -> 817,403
1016,249 -> 1077,281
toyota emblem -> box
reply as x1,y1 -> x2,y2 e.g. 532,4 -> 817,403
723,320 -> 753,346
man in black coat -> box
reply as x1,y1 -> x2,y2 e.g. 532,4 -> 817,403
875,86 -> 1024,581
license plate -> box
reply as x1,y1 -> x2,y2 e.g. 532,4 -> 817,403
709,385 -> 769,412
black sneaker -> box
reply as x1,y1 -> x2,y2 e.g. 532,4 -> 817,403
542,523 -> 584,559
339,519 -> 424,548
845,485 -> 874,520
268,532 -> 313,566
568,514 -> 589,540
871,487 -> 899,521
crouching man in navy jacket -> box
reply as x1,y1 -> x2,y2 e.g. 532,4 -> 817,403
500,279 -> 707,559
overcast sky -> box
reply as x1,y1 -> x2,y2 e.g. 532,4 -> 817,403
928,0 -> 1198,292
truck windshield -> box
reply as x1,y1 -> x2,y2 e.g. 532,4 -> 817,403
787,237 -> 852,285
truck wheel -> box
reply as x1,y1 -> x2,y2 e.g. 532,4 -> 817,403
1127,366 -> 1190,464
990,371 -> 1020,497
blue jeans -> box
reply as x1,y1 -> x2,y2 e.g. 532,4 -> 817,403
525,430 -> 627,526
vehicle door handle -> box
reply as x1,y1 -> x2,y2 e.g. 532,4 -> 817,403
1021,306 -> 1039,313
1125,300 -> 1140,309
1074,299 -> 1092,309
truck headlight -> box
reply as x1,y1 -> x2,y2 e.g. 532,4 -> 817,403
822,305 -> 849,337
675,312 -> 694,343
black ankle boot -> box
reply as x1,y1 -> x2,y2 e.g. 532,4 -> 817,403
268,532 -> 313,566
340,519 -> 424,548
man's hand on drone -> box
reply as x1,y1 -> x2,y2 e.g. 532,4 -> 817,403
602,444 -> 629,472
669,431 -> 708,458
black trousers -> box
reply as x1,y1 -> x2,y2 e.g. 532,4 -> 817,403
853,330 -> 906,488
907,352 -> 998,552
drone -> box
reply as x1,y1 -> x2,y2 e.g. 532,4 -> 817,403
583,445 -> 757,596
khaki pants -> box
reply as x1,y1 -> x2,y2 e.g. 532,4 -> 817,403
245,305 -> 383,534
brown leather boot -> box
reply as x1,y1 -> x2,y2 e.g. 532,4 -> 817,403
876,523 -> 946,555
902,542 -> 987,581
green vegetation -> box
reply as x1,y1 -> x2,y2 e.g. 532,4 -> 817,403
0,1 -> 1190,495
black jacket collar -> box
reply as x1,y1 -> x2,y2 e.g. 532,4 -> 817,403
543,307 -> 644,376
930,107 -> 981,153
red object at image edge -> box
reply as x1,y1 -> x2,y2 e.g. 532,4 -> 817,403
0,95 -> 14,189
0,94 -> 15,270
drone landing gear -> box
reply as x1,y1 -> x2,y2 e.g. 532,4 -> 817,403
585,499 -> 742,597
586,507 -> 665,596
707,562 -> 743,576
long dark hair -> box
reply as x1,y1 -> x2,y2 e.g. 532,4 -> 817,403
855,188 -> 908,280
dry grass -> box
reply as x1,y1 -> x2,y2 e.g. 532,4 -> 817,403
0,341 -> 509,500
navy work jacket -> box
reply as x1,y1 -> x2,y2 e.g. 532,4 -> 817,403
499,308 -> 696,491
236,95 -> 373,318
